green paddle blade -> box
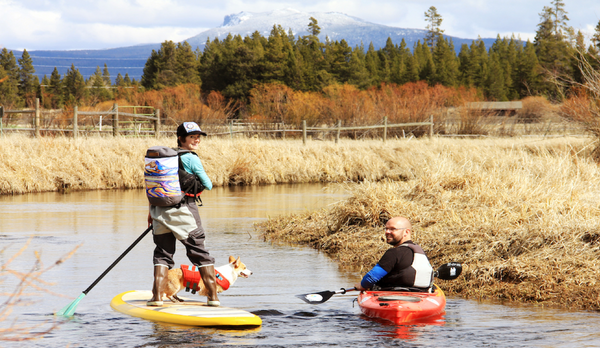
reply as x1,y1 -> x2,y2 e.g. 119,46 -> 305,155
56,293 -> 86,317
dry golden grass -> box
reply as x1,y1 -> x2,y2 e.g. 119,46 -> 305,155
257,136 -> 600,311
1,134 -> 453,194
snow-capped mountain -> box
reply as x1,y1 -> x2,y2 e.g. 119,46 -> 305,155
185,8 -> 475,50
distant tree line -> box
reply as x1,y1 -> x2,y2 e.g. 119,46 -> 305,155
0,48 -> 139,109
1,0 -> 599,111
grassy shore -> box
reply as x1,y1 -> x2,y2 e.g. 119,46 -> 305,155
3,134 -> 600,310
256,136 -> 600,311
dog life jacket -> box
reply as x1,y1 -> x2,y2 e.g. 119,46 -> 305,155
181,265 -> 230,294
144,146 -> 205,207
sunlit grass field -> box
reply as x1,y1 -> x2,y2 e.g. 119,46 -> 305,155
3,134 -> 600,310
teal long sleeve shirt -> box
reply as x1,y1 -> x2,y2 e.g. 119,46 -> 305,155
179,152 -> 213,190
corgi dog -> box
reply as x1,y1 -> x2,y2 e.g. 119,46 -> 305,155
163,256 -> 252,302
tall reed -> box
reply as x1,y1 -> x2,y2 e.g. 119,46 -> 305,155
1,134 -> 440,194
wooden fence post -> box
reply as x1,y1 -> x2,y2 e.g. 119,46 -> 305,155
113,103 -> 119,137
73,106 -> 78,139
154,109 -> 160,138
302,120 -> 307,145
383,116 -> 388,143
0,106 -> 4,137
335,120 -> 341,144
429,115 -> 434,138
34,98 -> 40,137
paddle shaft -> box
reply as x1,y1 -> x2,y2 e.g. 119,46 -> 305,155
82,225 -> 153,295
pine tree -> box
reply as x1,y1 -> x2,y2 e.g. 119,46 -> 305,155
18,49 -> 37,106
88,66 -> 112,103
549,0 -> 570,37
63,64 -> 87,105
283,46 -> 304,90
424,6 -> 444,50
0,48 -> 20,106
485,51 -> 507,101
347,44 -> 370,88
534,5 -> 572,98
174,41 -> 201,85
102,63 -> 111,86
457,43 -> 473,87
515,40 -> 541,98
432,38 -> 458,86
264,25 -> 288,83
364,43 -> 381,85
469,39 -> 489,90
592,20 -> 600,51
49,67 -> 63,108
327,39 -> 353,83
308,17 -> 321,37
115,73 -> 125,87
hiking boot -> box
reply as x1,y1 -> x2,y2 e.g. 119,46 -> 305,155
199,265 -> 220,306
147,264 -> 168,306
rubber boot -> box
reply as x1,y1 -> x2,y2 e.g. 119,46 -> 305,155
199,265 -> 220,306
147,264 -> 168,306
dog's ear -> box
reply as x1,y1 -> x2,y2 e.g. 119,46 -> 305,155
234,257 -> 241,267
228,255 -> 235,263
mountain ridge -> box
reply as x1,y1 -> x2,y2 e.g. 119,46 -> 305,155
7,8 -> 498,82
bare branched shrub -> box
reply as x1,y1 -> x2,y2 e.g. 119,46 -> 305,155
1,239 -> 78,342
559,52 -> 600,158
517,96 -> 556,123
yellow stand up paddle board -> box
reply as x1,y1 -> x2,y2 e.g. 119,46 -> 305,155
110,290 -> 262,327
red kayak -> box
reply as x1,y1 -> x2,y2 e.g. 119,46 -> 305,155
357,284 -> 446,324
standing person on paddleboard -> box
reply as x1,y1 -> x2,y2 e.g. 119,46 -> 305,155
147,122 -> 220,307
354,217 -> 434,291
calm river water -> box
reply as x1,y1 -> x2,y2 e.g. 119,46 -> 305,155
1,184 -> 600,347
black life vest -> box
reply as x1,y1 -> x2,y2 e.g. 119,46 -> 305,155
177,150 -> 205,206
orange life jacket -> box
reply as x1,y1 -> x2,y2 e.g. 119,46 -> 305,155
181,264 -> 230,294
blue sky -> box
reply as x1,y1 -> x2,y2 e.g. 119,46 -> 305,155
1,0 -> 599,51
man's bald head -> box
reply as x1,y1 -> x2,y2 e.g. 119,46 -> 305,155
384,217 -> 412,246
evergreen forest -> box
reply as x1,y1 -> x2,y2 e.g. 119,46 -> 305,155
1,1 -> 600,129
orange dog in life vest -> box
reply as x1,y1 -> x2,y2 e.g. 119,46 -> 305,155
163,256 -> 252,302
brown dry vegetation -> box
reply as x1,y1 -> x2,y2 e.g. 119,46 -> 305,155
256,136 -> 600,311
0,135 -> 442,194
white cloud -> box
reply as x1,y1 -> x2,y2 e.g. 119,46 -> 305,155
1,0 -> 599,50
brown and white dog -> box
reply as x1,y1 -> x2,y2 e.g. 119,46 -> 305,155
162,256 -> 252,302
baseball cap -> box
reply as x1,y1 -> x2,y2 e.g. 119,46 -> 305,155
177,122 -> 207,137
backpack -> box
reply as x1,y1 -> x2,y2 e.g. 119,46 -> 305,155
144,146 -> 206,207
144,146 -> 184,207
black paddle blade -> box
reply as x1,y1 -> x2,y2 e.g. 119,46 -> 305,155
295,291 -> 336,304
436,262 -> 462,280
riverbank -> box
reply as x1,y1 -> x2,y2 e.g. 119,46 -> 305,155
256,136 -> 600,311
3,134 -> 600,311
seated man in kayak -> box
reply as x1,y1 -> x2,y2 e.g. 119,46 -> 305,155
354,216 -> 434,291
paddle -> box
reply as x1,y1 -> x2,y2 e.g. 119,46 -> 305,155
296,262 -> 462,305
295,287 -> 357,305
56,225 -> 153,317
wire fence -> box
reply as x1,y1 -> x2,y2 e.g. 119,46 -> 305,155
0,99 -> 589,142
